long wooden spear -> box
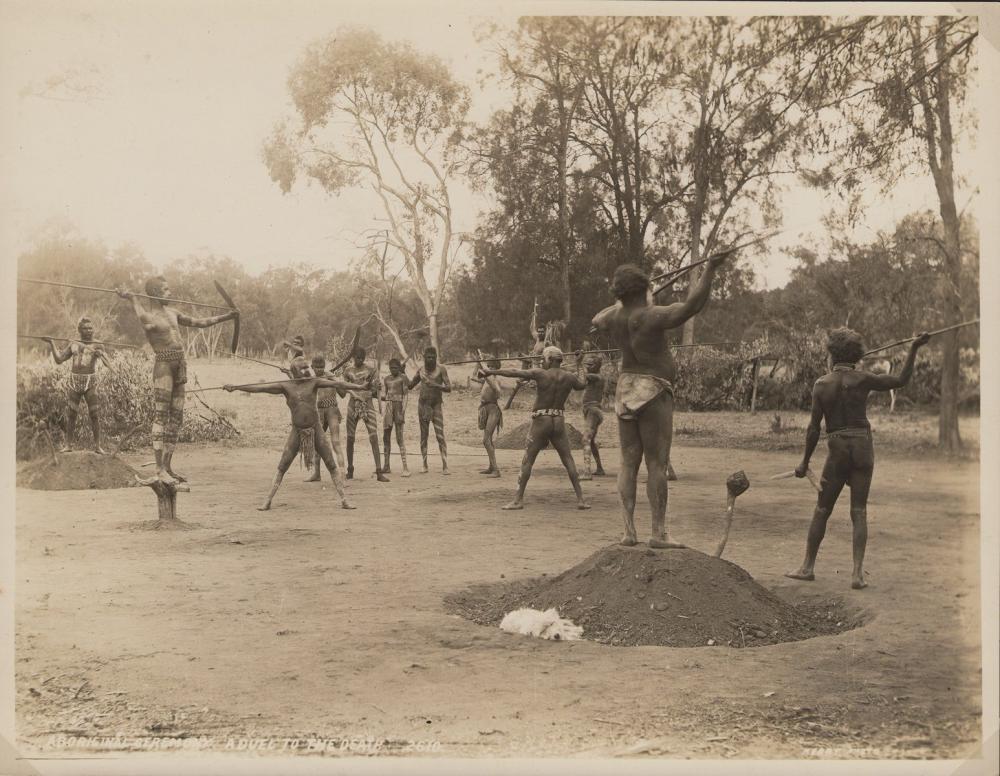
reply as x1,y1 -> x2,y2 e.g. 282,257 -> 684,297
862,319 -> 980,358
187,376 -> 316,394
18,333 -> 143,349
651,230 -> 784,295
443,342 -> 744,366
18,277 -> 231,311
228,352 -> 287,372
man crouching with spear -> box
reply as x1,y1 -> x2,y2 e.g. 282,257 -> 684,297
223,357 -> 366,511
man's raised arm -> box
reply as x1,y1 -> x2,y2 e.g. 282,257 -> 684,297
177,310 -> 237,329
651,250 -> 732,329
45,338 -> 73,364
116,290 -> 154,330
223,382 -> 286,395
487,367 -> 538,381
860,333 -> 930,391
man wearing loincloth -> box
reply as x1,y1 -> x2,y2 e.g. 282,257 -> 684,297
592,257 -> 729,547
44,317 -> 113,453
471,356 -> 504,477
483,346 -> 590,510
786,327 -> 929,589
118,276 -> 237,484
381,358 -> 411,477
304,354 -> 348,483
343,346 -> 388,482
577,354 -> 607,480
407,347 -> 451,475
224,357 -> 365,511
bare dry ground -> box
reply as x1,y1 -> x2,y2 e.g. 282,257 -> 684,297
14,358 -> 983,760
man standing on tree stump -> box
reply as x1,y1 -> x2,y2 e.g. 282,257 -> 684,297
343,346 -> 389,482
44,316 -> 112,454
785,327 -> 929,589
118,276 -> 237,484
592,253 -> 731,548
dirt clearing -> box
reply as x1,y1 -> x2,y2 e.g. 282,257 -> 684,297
16,450 -> 139,491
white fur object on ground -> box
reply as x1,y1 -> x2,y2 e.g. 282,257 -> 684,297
499,607 -> 583,641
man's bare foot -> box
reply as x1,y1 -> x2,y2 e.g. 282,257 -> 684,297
479,468 -> 494,475
341,500 -> 357,510
401,469 -> 412,478
649,538 -> 686,549
620,533 -> 638,547
304,473 -> 321,482
156,469 -> 178,485
346,468 -> 354,480
421,464 -> 429,474
94,446 -> 107,455
166,468 -> 187,483
136,474 -> 160,487
594,468 -> 607,477
257,503 -> 272,511
501,500 -> 524,510
442,467 -> 451,476
851,576 -> 867,589
577,501 -> 591,510
785,569 -> 815,581
376,471 -> 390,482
580,472 -> 593,481
487,470 -> 501,478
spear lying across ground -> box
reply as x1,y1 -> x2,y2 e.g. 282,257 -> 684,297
861,319 -> 979,358
18,277 -> 232,311
18,334 -> 144,349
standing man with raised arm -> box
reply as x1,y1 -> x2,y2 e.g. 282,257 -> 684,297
224,357 -> 365,511
44,317 -> 112,453
786,328 -> 930,589
470,356 -> 504,478
591,252 -> 731,548
576,354 -> 607,480
483,347 -> 590,511
305,354 -> 348,483
118,276 -> 237,484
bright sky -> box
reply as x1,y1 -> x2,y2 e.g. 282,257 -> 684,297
0,0 -> 978,291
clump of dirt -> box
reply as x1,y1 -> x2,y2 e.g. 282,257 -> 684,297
495,419 -> 585,450
16,451 -> 139,491
445,545 -> 864,648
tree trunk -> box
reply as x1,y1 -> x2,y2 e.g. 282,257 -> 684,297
428,311 -> 439,353
557,137 -> 572,331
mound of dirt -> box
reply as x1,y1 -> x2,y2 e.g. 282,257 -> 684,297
445,544 -> 863,648
17,451 -> 139,491
495,419 -> 585,450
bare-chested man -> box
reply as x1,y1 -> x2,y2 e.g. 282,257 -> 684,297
786,328 -> 930,589
577,354 -> 607,480
483,346 -> 590,510
407,347 -> 451,475
304,354 -> 348,483
592,256 -> 729,547
471,357 -> 503,477
381,358 -> 411,477
343,347 -> 389,482
224,357 -> 365,510
282,335 -> 305,363
118,276 -> 237,483
44,317 -> 112,453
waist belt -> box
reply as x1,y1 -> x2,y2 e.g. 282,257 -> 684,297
827,427 -> 871,438
317,398 -> 339,409
154,349 -> 186,362
70,372 -> 95,391
480,400 -> 499,407
583,400 -> 602,409
531,408 -> 564,418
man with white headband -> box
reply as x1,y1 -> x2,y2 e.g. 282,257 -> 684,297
482,345 -> 591,511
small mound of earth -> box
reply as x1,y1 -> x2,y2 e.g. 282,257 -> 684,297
16,451 -> 139,491
495,419 -> 585,450
445,545 -> 864,648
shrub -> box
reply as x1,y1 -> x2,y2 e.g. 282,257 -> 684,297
16,350 -> 239,460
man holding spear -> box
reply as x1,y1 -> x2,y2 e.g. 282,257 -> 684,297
42,317 -> 113,453
592,252 -> 732,548
786,327 -> 931,589
117,276 -> 238,484
223,357 -> 365,511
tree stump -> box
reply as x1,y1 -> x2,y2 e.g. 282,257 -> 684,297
136,476 -> 194,530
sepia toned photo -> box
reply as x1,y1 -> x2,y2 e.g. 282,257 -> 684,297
2,1 -> 997,773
